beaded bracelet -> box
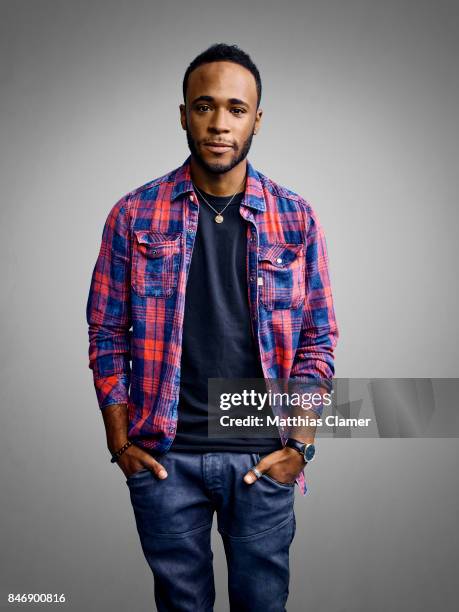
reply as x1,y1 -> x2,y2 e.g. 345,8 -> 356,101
110,440 -> 134,463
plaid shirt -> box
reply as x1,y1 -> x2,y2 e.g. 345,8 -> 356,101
86,155 -> 339,494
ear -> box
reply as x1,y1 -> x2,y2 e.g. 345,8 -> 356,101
253,107 -> 263,135
179,104 -> 187,131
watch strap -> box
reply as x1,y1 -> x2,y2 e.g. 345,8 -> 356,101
285,438 -> 306,455
285,438 -> 316,462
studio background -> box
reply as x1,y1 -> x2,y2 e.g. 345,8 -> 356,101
1,1 -> 458,611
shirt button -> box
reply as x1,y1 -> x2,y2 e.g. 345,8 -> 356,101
187,228 -> 194,233
249,276 -> 255,282
276,258 -> 283,263
190,194 -> 195,203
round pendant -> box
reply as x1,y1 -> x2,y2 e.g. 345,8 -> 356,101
215,214 -> 224,224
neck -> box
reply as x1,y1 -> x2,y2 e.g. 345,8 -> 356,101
190,157 -> 247,196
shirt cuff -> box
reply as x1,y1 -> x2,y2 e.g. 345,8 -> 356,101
93,373 -> 129,410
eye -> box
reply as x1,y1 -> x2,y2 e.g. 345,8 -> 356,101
197,104 -> 211,112
231,108 -> 245,115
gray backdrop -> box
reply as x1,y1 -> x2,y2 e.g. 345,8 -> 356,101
1,0 -> 458,610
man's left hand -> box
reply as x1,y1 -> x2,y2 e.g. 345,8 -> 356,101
243,446 -> 306,485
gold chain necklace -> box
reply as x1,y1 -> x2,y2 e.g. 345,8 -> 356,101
193,179 -> 245,224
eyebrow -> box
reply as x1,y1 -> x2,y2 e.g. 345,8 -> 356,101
190,95 -> 250,108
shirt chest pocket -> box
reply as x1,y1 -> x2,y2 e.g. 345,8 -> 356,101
132,231 -> 182,298
257,243 -> 305,310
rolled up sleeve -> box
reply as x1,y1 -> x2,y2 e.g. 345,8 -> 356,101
289,206 -> 339,413
86,197 -> 132,410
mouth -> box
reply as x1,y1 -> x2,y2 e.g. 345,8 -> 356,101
203,142 -> 233,154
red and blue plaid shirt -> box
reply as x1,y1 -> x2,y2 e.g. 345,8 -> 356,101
86,155 -> 339,494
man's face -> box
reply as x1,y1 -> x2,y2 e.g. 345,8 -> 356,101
180,61 -> 262,175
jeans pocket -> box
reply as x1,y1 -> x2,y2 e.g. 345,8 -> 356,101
261,472 -> 296,489
126,468 -> 151,484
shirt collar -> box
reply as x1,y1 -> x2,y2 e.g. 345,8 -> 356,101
170,155 -> 266,212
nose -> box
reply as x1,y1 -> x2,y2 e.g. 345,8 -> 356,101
208,107 -> 230,134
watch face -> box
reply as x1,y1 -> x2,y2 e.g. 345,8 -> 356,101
304,444 -> 315,461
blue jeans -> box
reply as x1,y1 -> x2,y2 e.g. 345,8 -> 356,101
126,451 -> 296,612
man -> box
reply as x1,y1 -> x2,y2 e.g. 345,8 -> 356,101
86,43 -> 338,612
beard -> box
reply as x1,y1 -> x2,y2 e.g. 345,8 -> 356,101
185,124 -> 255,175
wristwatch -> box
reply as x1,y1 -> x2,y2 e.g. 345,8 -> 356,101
285,439 -> 316,463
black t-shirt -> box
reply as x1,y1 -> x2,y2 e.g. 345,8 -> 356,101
170,187 -> 283,453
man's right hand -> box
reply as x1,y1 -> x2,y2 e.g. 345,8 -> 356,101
101,403 -> 168,480
117,444 -> 168,480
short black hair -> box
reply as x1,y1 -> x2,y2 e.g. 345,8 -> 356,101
183,43 -> 262,109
